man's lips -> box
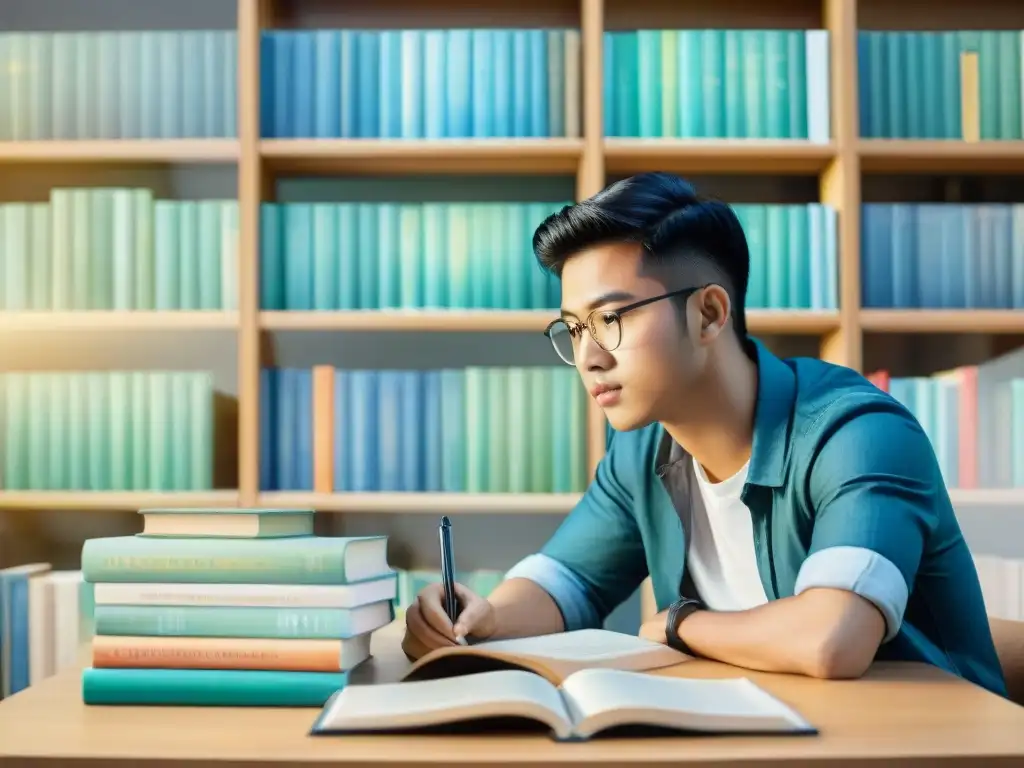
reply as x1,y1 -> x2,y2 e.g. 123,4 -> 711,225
589,383 -> 622,406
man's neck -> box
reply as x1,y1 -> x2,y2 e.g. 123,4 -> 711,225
661,342 -> 758,484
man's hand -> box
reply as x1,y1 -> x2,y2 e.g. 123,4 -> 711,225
638,608 -> 670,645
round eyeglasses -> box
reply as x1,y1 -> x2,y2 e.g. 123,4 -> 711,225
543,285 -> 708,365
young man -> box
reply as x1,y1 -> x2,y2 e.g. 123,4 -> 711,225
402,172 -> 1007,697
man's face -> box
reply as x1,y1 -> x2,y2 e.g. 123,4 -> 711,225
558,243 -> 706,431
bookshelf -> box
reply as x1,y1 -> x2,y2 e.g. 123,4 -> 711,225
1,0 -> 1023,520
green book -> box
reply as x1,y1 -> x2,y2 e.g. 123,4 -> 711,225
81,534 -> 391,585
83,667 -> 350,707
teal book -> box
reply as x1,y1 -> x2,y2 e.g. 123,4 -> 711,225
80,534 -> 391,585
93,600 -> 394,639
82,667 -> 350,707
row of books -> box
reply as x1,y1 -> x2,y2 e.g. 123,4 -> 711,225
260,29 -> 580,140
859,30 -> 1024,140
0,565 -> 93,699
734,203 -> 837,311
604,29 -> 830,142
867,342 -> 1024,489
0,191 -> 839,314
861,203 -> 1024,310
260,201 -> 563,312
0,371 -> 215,492
259,365 -> 588,494
6,26 -> 1024,144
0,193 -> 238,313
0,30 -> 237,142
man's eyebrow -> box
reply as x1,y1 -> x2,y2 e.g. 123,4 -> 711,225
560,290 -> 637,317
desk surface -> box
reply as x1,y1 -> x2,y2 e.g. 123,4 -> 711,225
2,625 -> 1024,768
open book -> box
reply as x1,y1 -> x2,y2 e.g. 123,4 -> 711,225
310,667 -> 816,741
400,628 -> 692,685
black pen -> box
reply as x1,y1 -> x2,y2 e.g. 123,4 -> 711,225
439,515 -> 460,633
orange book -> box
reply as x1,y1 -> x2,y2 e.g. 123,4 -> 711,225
312,365 -> 335,493
91,634 -> 371,672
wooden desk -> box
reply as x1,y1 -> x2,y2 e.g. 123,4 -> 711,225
2,625 -> 1024,768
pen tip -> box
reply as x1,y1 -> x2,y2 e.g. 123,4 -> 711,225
441,515 -> 451,526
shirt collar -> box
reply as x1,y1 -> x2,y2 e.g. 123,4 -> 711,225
653,336 -> 797,488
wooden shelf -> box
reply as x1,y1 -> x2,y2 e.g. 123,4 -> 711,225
260,310 -> 554,332
0,140 -> 239,164
746,310 -> 840,335
0,311 -> 239,332
260,310 -> 839,334
256,492 -> 581,514
950,489 -> 1024,507
0,491 -> 239,511
860,310 -> 1024,334
260,138 -> 584,175
858,140 -> 1024,173
604,139 -> 836,175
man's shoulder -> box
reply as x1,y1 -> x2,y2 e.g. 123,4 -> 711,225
786,355 -> 916,444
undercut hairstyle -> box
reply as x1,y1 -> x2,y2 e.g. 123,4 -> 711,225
532,172 -> 750,339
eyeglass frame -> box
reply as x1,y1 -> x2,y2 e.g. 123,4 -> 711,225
542,283 -> 713,363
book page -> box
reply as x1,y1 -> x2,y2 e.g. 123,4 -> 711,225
560,669 -> 814,738
472,629 -> 690,668
313,669 -> 576,740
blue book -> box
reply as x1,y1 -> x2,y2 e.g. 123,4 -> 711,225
332,370 -> 348,491
347,371 -> 379,491
272,32 -> 294,138
356,31 -> 380,138
313,30 -> 340,138
376,371 -> 402,492
260,32 -> 276,136
421,370 -> 443,492
276,368 -> 296,490
378,31 -> 402,138
422,30 -> 446,138
284,203 -> 313,310
259,368 -> 277,490
292,31 -> 316,137
295,369 -> 313,491
445,30 -> 472,137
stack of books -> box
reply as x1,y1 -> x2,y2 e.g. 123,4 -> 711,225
79,507 -> 397,706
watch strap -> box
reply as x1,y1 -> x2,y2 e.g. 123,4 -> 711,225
665,597 -> 703,655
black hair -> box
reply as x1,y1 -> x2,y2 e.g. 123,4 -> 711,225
533,172 -> 749,339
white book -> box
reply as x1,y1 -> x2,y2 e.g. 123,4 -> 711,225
92,573 -> 397,609
311,668 -> 814,741
311,629 -> 814,740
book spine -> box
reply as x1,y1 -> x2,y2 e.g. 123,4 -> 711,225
93,604 -> 384,639
91,635 -> 359,672
82,667 -> 349,707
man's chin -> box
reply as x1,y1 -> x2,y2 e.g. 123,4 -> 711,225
605,410 -> 655,433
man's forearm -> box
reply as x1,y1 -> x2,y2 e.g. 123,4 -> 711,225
676,588 -> 885,679
486,577 -> 566,639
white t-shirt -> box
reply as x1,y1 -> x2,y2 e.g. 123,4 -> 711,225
687,456 -> 770,611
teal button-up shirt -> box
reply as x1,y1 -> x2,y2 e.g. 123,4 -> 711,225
507,338 -> 1007,697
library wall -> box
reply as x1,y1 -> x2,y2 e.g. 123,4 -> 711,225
2,0 -> 1024,645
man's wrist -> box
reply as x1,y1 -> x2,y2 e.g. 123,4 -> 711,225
665,597 -> 704,655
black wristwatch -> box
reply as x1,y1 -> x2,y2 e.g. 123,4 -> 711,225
665,596 -> 704,654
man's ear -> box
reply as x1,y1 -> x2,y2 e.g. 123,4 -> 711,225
697,284 -> 731,340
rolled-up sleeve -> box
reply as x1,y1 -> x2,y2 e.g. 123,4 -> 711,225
798,402 -> 941,643
504,433 -> 649,631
